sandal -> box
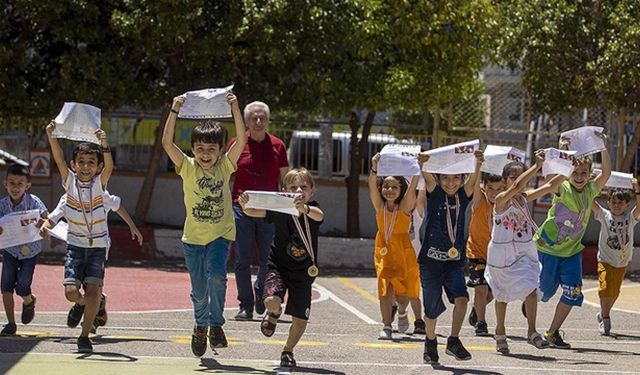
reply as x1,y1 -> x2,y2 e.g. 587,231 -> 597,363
494,334 -> 510,354
528,331 -> 550,349
280,351 -> 296,368
260,310 -> 281,337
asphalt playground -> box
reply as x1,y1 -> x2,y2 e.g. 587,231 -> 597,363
1,263 -> 640,374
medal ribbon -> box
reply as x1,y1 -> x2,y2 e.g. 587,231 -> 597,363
76,179 -> 94,244
383,205 -> 398,248
292,212 -> 315,266
614,212 -> 629,249
445,194 -> 460,248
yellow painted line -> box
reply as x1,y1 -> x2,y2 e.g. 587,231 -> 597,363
355,342 -> 496,351
15,330 -> 57,337
254,339 -> 328,347
337,277 -> 378,303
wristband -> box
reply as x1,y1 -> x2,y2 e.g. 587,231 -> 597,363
101,146 -> 111,153
370,168 -> 377,174
170,108 -> 179,114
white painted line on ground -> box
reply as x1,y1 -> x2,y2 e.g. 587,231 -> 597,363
583,285 -> 640,315
313,282 -> 378,325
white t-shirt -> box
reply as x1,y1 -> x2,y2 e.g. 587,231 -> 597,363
410,209 -> 425,256
593,203 -> 638,268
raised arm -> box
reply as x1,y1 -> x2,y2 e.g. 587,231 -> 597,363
46,121 -> 69,182
632,178 -> 640,220
96,129 -> 112,187
593,132 -> 611,192
368,153 -> 384,211
495,149 -> 544,211
400,175 -> 419,215
418,152 -> 437,193
115,206 -> 143,245
464,150 -> 484,198
294,197 -> 325,222
525,173 -> 567,202
416,187 -> 427,216
471,170 -> 484,210
224,91 -> 247,166
161,96 -> 187,171
238,192 -> 266,218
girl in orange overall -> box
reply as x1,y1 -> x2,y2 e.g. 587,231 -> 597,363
369,153 -> 420,340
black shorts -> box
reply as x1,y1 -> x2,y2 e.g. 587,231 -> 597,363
466,258 -> 489,288
263,270 -> 314,320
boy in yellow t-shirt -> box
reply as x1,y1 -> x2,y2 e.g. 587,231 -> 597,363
161,90 -> 246,356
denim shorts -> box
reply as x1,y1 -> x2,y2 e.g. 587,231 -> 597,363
539,251 -> 583,306
420,259 -> 469,319
1,252 -> 38,295
63,245 -> 107,286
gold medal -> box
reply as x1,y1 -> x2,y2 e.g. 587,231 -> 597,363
307,265 -> 319,277
20,245 -> 30,256
380,247 -> 388,256
448,247 -> 459,259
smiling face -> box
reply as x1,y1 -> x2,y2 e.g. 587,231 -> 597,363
71,153 -> 102,183
439,174 -> 464,196
246,107 -> 269,140
285,176 -> 314,204
608,195 -> 631,216
484,180 -> 506,204
570,163 -> 591,192
380,177 -> 403,203
192,142 -> 221,170
4,174 -> 31,204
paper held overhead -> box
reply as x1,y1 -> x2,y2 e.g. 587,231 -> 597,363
53,102 -> 101,144
422,139 -> 480,174
178,85 -> 234,119
542,148 -> 576,177
481,145 -> 526,176
593,168 -> 633,189
378,144 -> 421,177
560,126 -> 606,157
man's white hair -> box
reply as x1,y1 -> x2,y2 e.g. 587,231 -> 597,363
243,101 -> 270,121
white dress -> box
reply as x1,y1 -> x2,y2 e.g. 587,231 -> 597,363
485,196 -> 540,303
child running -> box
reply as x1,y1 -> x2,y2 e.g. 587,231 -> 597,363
369,153 -> 420,340
418,149 -> 483,363
46,121 -> 113,353
485,151 -> 564,353
238,168 -> 324,369
465,172 -> 504,336
161,90 -> 246,356
592,180 -> 640,336
534,131 -> 611,348
0,164 -> 48,335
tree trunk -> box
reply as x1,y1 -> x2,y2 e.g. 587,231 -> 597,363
432,106 -> 441,148
133,103 -> 170,227
345,111 -> 375,238
617,108 -> 626,170
621,114 -> 640,173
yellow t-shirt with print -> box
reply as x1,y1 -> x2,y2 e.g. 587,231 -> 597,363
178,155 -> 236,245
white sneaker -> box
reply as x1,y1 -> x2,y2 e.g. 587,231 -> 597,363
378,326 -> 392,340
397,312 -> 410,333
597,312 -> 611,336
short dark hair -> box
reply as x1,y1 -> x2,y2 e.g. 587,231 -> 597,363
502,161 -> 526,179
73,142 -> 103,164
609,188 -> 633,203
6,163 -> 30,181
191,120 -> 226,149
483,173 -> 504,184
377,176 -> 409,205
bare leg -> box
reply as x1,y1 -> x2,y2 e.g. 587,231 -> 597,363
79,284 -> 102,337
264,296 -> 283,326
599,296 -> 616,319
396,295 -> 410,315
283,317 -> 308,353
426,317 -> 438,340
494,301 -> 507,337
524,290 -> 539,336
410,298 -> 423,320
380,284 -> 395,326
549,301 -> 572,332
64,285 -> 84,305
2,292 -> 15,324
474,285 -> 490,322
450,297 -> 468,337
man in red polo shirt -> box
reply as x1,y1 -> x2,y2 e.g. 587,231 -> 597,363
228,101 -> 289,321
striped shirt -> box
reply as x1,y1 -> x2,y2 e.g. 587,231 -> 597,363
0,193 -> 48,259
63,173 -> 108,248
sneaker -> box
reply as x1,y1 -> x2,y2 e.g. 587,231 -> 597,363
280,351 -> 296,368
234,308 -> 253,321
67,303 -> 85,328
423,337 -> 439,364
397,311 -> 409,333
413,319 -> 426,335
544,330 -> 571,349
378,325 -> 392,340
474,320 -> 489,336
209,326 -> 228,348
0,322 -> 17,336
468,306 -> 477,327
191,326 -> 208,357
255,295 -> 266,315
445,336 -> 472,360
94,294 -> 108,327
21,295 -> 36,324
77,336 -> 93,353
597,312 -> 611,336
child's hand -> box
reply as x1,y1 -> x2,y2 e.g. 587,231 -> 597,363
95,129 -> 108,147
474,150 -> 484,165
534,149 -> 546,168
172,95 -> 186,112
371,153 -> 380,169
46,121 -> 56,137
417,152 -> 430,166
131,227 -> 143,246
294,195 -> 306,215
559,136 -> 570,150
38,220 -> 51,239
633,178 -> 640,192
226,91 -> 238,108
595,130 -> 608,142
238,192 -> 250,209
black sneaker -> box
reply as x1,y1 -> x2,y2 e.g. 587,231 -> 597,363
280,351 -> 296,367
77,336 -> 93,353
413,319 -> 426,335
21,295 -> 36,324
234,308 -> 253,321
446,336 -> 472,360
209,326 -> 228,348
521,302 -> 527,318
468,306 -> 477,327
423,337 -> 439,364
475,321 -> 489,336
67,303 -> 85,328
0,322 -> 17,336
544,330 -> 571,349
191,326 -> 208,356
94,294 -> 108,327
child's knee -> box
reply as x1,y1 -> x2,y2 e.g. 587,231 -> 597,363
454,297 -> 468,307
264,296 -> 281,310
